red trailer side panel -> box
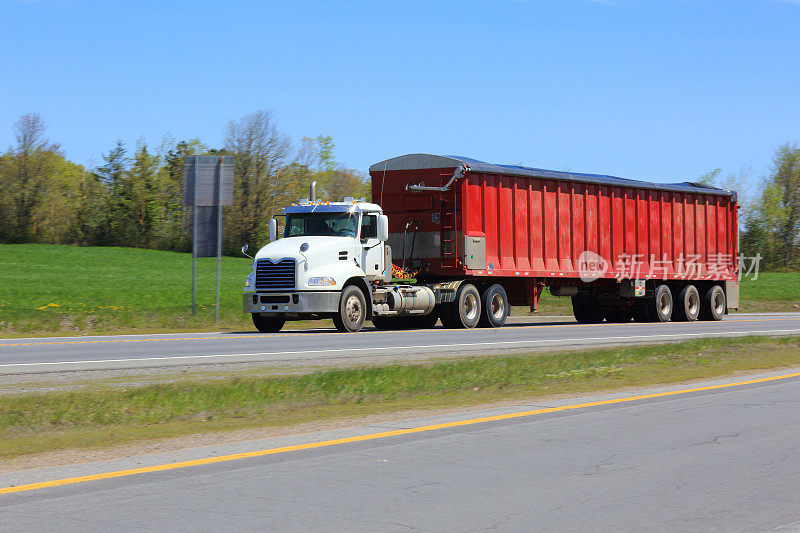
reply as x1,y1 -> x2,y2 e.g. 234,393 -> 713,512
370,155 -> 738,284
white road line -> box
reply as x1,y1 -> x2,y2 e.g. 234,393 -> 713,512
2,328 -> 798,369
0,313 -> 795,343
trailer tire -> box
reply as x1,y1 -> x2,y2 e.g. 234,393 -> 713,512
444,283 -> 481,329
605,306 -> 632,323
571,297 -> 604,324
700,285 -> 726,321
438,304 -> 457,328
252,314 -> 285,333
333,285 -> 366,332
478,284 -> 509,328
652,284 -> 673,322
674,285 -> 700,322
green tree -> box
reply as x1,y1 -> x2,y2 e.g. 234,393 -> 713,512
0,113 -> 65,242
96,141 -> 132,245
312,135 -> 370,202
772,143 -> 800,267
697,168 -> 721,185
224,111 -> 291,253
157,138 -> 208,251
74,170 -> 110,245
740,143 -> 800,271
128,142 -> 160,246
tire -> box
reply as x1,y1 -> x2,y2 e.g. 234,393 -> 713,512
605,306 -> 632,323
700,285 -> 726,321
404,314 -> 439,329
571,296 -> 604,324
478,284 -> 509,328
444,283 -> 481,329
252,313 -> 285,333
674,285 -> 700,322
438,304 -> 458,329
333,285 -> 367,332
371,315 -> 396,330
652,284 -> 673,322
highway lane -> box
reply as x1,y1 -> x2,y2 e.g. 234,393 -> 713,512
3,370 -> 800,531
0,312 -> 798,373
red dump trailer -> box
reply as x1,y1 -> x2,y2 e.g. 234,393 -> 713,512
370,154 -> 739,324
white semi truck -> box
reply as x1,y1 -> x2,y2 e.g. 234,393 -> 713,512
244,153 -> 738,333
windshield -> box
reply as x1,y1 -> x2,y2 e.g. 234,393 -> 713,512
284,212 -> 359,238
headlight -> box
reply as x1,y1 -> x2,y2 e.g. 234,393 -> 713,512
307,276 -> 336,286
244,274 -> 253,289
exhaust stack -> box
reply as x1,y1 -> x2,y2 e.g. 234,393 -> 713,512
310,181 -> 317,202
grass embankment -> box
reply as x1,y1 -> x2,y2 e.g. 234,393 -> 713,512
0,244 -> 256,335
0,244 -> 797,335
1,335 -> 798,459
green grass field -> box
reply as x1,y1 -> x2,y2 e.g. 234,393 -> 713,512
0,244 -> 797,335
0,244 -> 255,334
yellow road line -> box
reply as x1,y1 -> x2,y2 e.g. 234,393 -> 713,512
3,369 -> 799,496
0,316 -> 797,349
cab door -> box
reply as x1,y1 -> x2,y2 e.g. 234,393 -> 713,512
360,213 -> 384,277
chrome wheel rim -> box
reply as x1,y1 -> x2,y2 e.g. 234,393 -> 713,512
345,296 -> 362,324
659,292 -> 671,316
491,293 -> 505,320
687,291 -> 699,316
463,293 -> 479,321
713,291 -> 724,315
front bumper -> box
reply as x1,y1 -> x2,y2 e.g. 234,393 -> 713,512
243,291 -> 339,315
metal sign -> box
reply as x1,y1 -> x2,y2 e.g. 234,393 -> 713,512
194,206 -> 221,258
183,155 -> 234,206
182,155 -> 235,321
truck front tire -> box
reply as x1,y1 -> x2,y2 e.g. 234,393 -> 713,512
333,285 -> 367,332
252,314 -> 285,333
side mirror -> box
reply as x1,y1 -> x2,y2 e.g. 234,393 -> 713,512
269,218 -> 278,242
241,243 -> 253,259
377,215 -> 389,241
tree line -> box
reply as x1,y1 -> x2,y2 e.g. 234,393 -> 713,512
0,111 -> 370,255
737,144 -> 800,271
0,112 -> 797,270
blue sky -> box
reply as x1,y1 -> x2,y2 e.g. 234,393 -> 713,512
1,0 -> 798,186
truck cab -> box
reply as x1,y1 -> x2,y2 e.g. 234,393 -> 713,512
243,197 -> 391,333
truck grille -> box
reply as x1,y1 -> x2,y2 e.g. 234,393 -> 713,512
255,259 -> 296,290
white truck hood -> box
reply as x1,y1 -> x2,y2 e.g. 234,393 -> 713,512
253,236 -> 363,290
255,236 -> 355,263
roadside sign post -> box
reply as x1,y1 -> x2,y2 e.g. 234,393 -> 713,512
183,155 -> 235,322
215,156 -> 224,323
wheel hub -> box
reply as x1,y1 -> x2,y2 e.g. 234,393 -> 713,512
346,296 -> 361,323
659,292 -> 671,316
491,293 -> 505,320
463,293 -> 478,321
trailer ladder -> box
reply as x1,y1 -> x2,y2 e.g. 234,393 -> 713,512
440,192 -> 459,268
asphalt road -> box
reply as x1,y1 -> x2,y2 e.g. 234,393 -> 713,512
0,313 -> 798,374
3,370 -> 800,531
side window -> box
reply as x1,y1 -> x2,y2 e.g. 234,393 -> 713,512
360,214 -> 377,241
